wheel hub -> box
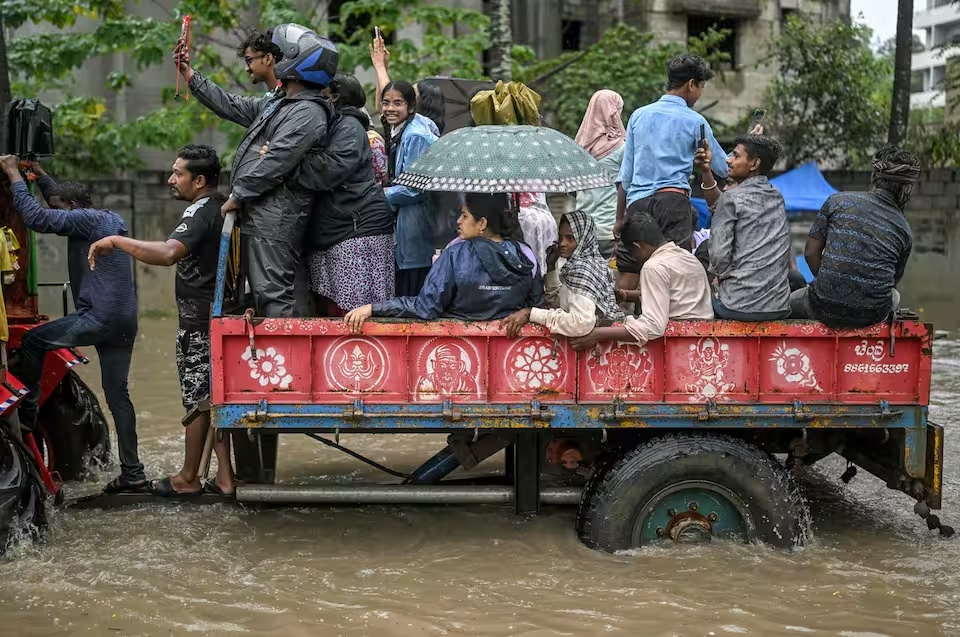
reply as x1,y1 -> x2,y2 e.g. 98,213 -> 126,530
666,511 -> 713,543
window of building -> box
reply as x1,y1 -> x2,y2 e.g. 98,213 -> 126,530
327,0 -> 395,44
561,20 -> 583,51
912,70 -> 928,94
687,15 -> 738,68
780,7 -> 797,29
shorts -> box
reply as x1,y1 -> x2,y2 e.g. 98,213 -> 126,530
176,328 -> 211,410
617,191 -> 696,274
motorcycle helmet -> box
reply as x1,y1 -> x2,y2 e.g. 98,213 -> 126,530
272,24 -> 339,88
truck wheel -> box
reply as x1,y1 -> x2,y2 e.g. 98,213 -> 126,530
39,371 -> 111,481
577,434 -> 810,552
0,426 -> 47,554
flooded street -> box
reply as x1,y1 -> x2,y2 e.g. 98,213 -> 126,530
1,317 -> 960,636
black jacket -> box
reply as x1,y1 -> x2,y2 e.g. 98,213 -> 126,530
302,106 -> 395,251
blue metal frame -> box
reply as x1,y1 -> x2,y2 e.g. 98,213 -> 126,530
212,399 -> 925,431
211,210 -> 235,318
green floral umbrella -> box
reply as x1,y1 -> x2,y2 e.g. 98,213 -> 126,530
394,125 -> 614,193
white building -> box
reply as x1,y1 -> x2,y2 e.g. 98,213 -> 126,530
912,0 -> 960,109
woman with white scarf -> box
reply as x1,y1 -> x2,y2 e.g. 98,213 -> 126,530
501,209 -> 623,338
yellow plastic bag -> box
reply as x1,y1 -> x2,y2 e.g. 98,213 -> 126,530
469,81 -> 542,126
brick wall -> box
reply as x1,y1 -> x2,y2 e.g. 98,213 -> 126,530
33,168 -> 960,329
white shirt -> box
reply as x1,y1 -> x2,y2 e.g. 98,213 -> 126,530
529,270 -> 598,337
624,242 -> 714,346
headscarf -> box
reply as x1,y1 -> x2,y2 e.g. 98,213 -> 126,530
559,210 -> 624,321
574,90 -> 626,160
469,81 -> 542,126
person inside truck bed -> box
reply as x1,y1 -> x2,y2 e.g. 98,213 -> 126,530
568,210 -> 713,352
789,146 -> 917,328
500,209 -> 623,338
344,192 -> 544,330
0,155 -> 146,493
706,134 -> 792,321
88,145 -> 238,497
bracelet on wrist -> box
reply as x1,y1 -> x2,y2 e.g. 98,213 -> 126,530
701,182 -> 719,191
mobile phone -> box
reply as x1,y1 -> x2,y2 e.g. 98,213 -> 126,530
374,25 -> 381,40
698,124 -> 706,149
747,108 -> 766,133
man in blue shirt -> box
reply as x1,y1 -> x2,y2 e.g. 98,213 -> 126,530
0,155 -> 144,493
615,54 -> 729,292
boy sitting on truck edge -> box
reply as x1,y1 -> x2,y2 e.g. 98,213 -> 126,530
569,211 -> 713,352
790,146 -> 917,328
500,209 -> 623,338
88,145 -> 238,497
0,154 -> 145,493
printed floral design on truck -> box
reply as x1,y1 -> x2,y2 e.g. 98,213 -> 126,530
241,346 -> 294,389
505,338 -> 565,391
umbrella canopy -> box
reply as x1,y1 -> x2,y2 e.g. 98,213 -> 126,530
394,125 -> 614,193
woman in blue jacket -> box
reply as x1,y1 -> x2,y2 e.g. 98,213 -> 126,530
380,80 -> 440,296
344,193 -> 545,329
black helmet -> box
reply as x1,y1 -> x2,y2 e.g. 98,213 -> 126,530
271,24 -> 339,87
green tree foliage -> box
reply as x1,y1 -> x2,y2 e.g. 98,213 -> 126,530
1,0 -> 498,176
517,24 -> 733,138
763,16 -> 892,168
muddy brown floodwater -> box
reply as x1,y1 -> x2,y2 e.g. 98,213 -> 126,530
1,318 -> 960,636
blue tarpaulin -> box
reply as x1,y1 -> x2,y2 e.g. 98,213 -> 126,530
692,161 -> 838,229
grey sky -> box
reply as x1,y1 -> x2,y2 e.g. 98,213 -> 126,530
851,0 -> 899,44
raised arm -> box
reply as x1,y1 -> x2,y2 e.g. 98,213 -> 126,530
187,70 -> 264,128
370,35 -> 391,112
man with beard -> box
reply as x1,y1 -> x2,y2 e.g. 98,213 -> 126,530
175,24 -> 338,317
88,145 -> 237,497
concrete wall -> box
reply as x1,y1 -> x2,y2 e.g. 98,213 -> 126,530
35,168 -> 960,330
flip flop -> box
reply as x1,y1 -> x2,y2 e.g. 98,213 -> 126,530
102,475 -> 149,493
203,479 -> 235,497
149,476 -> 203,498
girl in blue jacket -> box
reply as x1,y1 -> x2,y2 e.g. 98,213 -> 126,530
380,80 -> 440,296
344,193 -> 545,329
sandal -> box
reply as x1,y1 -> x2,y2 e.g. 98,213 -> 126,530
149,476 -> 203,498
102,475 -> 149,493
203,479 -> 235,497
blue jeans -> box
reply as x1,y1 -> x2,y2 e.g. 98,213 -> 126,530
18,313 -> 144,481
712,290 -> 791,321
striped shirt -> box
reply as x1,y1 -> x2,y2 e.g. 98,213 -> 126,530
12,177 -> 138,326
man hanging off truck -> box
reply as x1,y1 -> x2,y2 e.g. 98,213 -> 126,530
0,155 -> 146,493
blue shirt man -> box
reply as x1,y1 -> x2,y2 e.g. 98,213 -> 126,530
0,155 -> 144,493
614,55 -> 728,285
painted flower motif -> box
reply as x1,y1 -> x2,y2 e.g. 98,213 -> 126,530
241,346 -> 293,389
262,320 -> 279,333
770,342 -> 821,391
512,344 -> 562,389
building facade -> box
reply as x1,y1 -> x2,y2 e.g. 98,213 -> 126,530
912,0 -> 960,109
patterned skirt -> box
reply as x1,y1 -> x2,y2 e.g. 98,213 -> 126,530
308,234 -> 396,312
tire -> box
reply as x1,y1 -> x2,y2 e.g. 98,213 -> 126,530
38,371 -> 111,481
577,434 -> 810,552
574,451 -> 619,537
0,426 -> 47,554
